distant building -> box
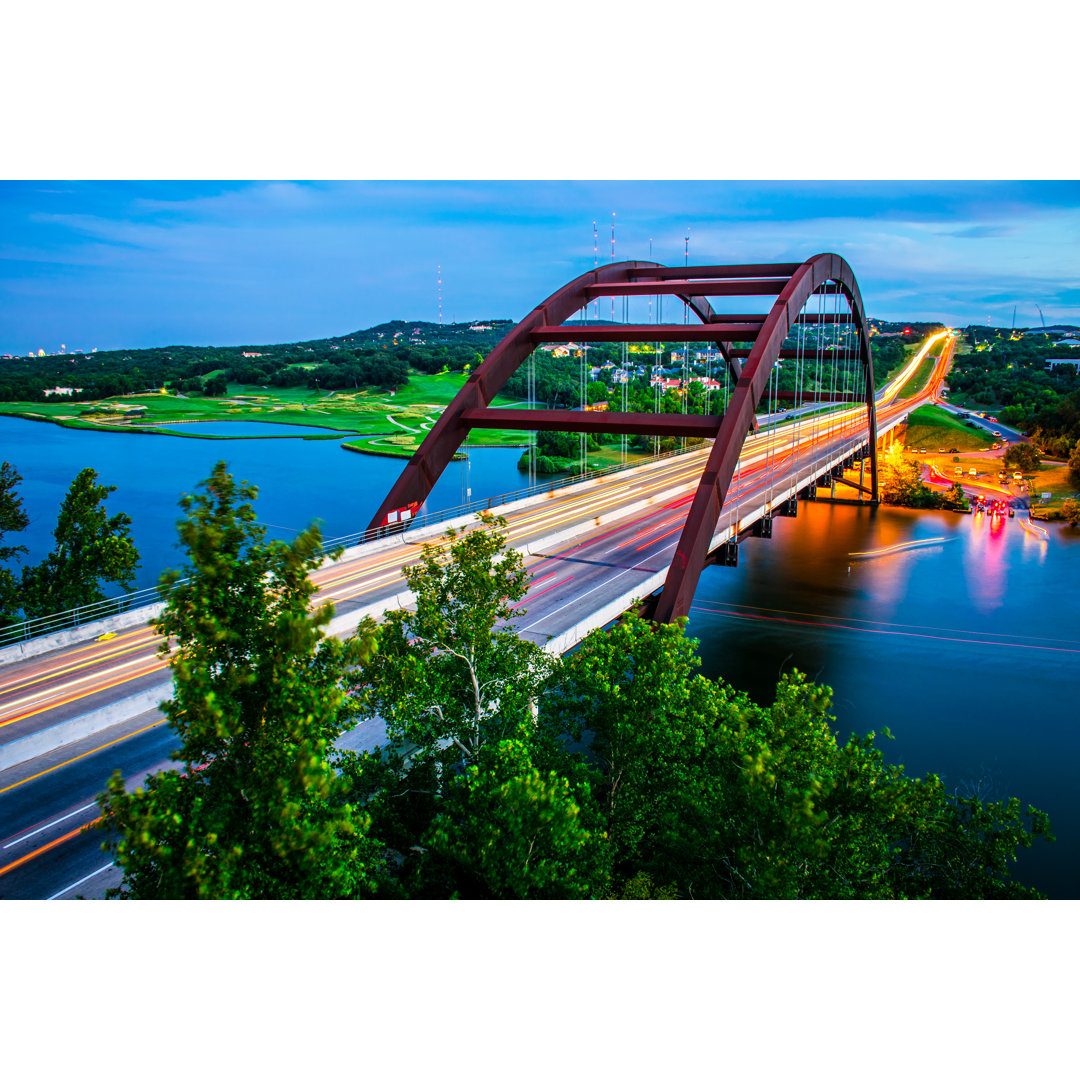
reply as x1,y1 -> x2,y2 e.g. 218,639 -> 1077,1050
1047,356 -> 1080,369
241,351 -> 264,358
43,386 -> 82,396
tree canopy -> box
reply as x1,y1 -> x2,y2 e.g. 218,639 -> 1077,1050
19,467 -> 140,618
0,461 -> 29,623
97,462 -> 384,899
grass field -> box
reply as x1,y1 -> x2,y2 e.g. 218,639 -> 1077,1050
903,404 -> 988,452
0,372 -> 538,455
1029,463 -> 1079,519
896,351 -> 939,401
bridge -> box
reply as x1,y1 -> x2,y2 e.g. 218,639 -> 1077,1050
0,254 -> 954,775
0,254 -> 955,897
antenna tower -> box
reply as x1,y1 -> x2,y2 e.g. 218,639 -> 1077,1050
610,212 -> 616,322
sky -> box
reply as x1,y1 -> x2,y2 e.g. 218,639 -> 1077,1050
3,180 -> 1079,356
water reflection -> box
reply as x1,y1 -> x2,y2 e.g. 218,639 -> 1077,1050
688,498 -> 1080,899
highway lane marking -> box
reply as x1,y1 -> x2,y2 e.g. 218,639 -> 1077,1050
0,658 -> 170,729
1,651 -> 169,726
0,817 -> 101,878
511,576 -> 574,609
0,634 -> 164,697
0,625 -> 159,685
47,862 -> 114,900
3,802 -> 97,849
0,718 -> 168,796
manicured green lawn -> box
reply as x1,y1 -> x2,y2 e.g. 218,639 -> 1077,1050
903,404 -> 987,452
896,352 -> 939,401
0,371 -> 538,455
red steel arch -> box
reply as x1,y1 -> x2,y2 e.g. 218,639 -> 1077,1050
367,254 -> 878,622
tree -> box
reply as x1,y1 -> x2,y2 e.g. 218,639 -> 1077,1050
880,446 -> 939,508
1068,440 -> 1080,487
354,514 -> 552,772
540,615 -> 723,884
0,461 -> 30,623
1003,442 -> 1041,474
20,467 -> 140,618
414,738 -> 608,899
542,614 -> 1053,899
97,462 -> 384,899
940,481 -> 969,512
1061,498 -> 1080,527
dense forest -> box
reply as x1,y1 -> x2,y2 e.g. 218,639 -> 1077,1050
0,320 -> 514,402
946,329 -> 1080,457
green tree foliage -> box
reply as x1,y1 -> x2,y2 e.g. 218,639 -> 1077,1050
1003,443 -> 1042,473
1068,440 -> 1080,487
0,461 -> 30,622
939,481 -> 970,512
543,614 -> 1053,899
947,333 -> 1080,439
345,516 -> 605,899
355,514 -> 552,770
20,467 -> 140,617
1061,498 -> 1080,527
97,462 -> 384,899
879,447 -> 941,508
415,738 -> 607,899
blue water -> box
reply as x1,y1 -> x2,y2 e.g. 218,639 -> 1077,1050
149,421 -> 355,437
0,415 -> 523,589
685,501 -> 1080,899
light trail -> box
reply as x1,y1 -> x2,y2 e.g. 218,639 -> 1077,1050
0,328 -> 951,744
849,537 -> 948,559
689,601 -> 1080,655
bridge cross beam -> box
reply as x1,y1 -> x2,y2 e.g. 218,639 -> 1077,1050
366,253 -> 879,625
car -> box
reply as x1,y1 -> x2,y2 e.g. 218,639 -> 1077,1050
993,431 -> 1002,437
1013,472 -> 1023,481
938,447 -> 946,453
955,467 -> 964,476
969,467 -> 977,476
991,442 -> 1000,450
949,447 -> 959,453
919,448 -> 927,453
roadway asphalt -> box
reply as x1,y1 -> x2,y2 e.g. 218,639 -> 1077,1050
0,331 -> 953,899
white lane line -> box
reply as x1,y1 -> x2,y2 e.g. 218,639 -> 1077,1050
3,803 -> 97,849
47,862 -> 115,900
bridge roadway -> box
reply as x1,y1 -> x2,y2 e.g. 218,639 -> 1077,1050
0,331 -> 952,898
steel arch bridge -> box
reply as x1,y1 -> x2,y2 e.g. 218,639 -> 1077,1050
368,253 -> 879,623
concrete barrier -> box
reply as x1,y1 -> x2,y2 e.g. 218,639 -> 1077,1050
0,683 -> 172,773
0,602 -> 168,667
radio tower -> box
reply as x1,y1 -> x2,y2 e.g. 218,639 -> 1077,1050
437,265 -> 443,325
592,221 -> 599,320
610,212 -> 616,322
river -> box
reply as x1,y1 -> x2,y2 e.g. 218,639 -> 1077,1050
2,415 -> 1077,897
686,499 -> 1080,899
0,415 -> 524,587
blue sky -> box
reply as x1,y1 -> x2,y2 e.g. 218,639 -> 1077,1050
2,180 -> 1079,355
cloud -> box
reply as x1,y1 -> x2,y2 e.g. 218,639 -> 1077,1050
939,225 -> 1016,239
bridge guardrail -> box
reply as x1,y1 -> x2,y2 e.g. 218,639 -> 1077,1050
0,444 -> 708,649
